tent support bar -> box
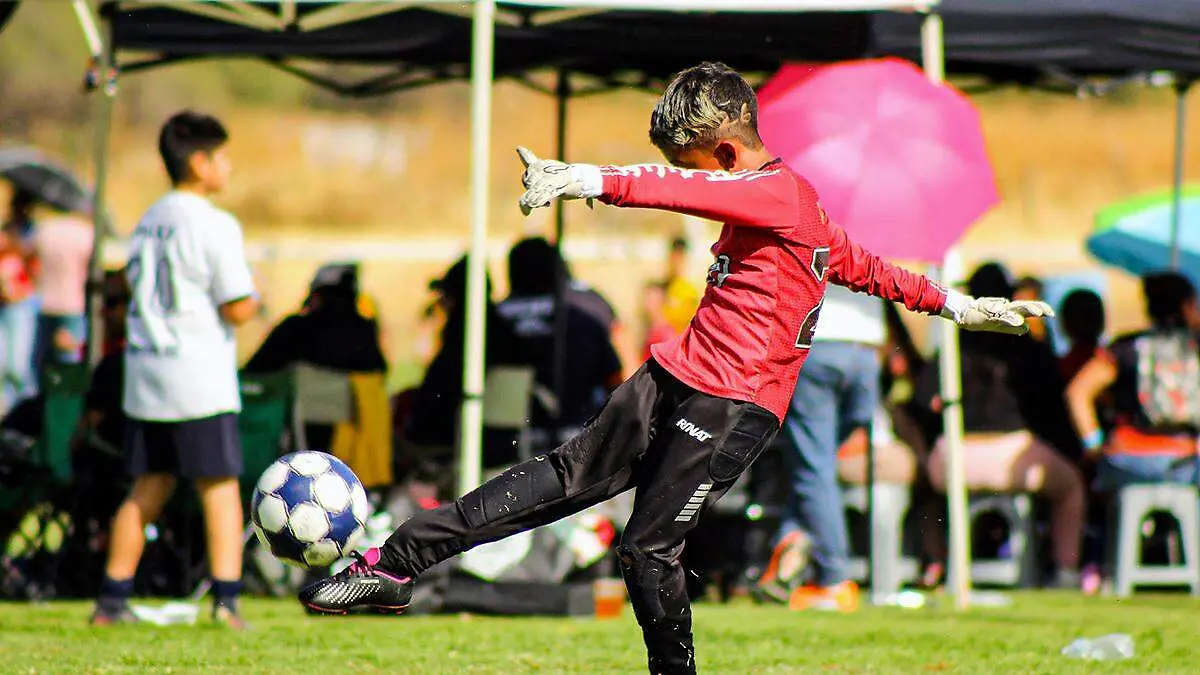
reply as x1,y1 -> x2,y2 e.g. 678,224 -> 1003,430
121,1 -> 282,31
71,0 -> 104,59
459,0 -> 497,497
86,13 -> 118,368
552,68 -> 570,427
1169,77 -> 1193,269
923,9 -> 971,612
531,8 -> 606,26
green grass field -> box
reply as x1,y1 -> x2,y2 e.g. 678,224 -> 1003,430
1,593 -> 1197,674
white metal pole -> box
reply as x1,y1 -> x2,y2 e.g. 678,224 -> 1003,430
1169,79 -> 1191,270
85,4 -> 117,368
458,0 -> 496,496
922,10 -> 972,611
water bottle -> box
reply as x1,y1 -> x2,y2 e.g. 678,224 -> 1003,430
1061,634 -> 1135,660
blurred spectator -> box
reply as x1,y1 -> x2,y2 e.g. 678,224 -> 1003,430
32,208 -> 93,375
1067,272 -> 1200,489
835,407 -> 916,486
1014,275 -> 1051,347
243,263 -> 386,375
0,188 -> 40,410
641,281 -> 676,361
244,263 -> 390,481
75,270 -> 131,459
1065,272 -> 1200,594
403,255 -> 525,453
498,237 -> 622,445
918,262 -> 1085,589
1058,289 -> 1106,382
663,236 -> 701,334
757,285 -> 885,609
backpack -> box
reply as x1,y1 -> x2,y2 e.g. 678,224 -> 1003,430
1134,329 -> 1200,431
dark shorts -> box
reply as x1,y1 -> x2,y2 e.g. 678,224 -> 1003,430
125,412 -> 243,479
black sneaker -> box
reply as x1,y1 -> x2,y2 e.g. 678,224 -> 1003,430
89,601 -> 139,626
299,548 -> 414,615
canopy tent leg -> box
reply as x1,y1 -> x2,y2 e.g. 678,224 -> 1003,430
552,69 -> 571,431
1169,77 -> 1193,269
922,10 -> 972,612
457,0 -> 497,497
83,5 -> 117,368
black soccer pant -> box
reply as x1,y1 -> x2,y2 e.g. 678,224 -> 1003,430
379,360 -> 778,675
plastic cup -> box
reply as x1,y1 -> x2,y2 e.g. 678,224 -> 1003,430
593,578 -> 626,619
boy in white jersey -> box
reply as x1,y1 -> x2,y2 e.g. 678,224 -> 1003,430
92,111 -> 259,628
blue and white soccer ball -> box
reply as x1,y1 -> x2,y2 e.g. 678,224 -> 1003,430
251,451 -> 369,569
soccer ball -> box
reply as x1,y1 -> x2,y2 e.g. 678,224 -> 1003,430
251,451 -> 369,569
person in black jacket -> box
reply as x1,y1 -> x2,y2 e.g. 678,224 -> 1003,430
918,262 -> 1085,589
243,263 -> 386,375
403,256 -> 527,454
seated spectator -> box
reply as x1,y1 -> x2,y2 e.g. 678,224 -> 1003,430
497,238 -> 622,445
1067,272 -> 1200,489
403,255 -> 526,455
918,262 -> 1085,589
1059,289 -> 1106,382
244,264 -> 391,485
243,263 -> 386,375
835,407 -> 916,486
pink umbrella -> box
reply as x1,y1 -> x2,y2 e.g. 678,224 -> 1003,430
758,58 -> 999,262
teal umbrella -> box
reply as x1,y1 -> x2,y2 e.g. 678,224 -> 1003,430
1087,187 -> 1200,280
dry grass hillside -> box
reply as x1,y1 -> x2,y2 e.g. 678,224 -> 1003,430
2,4 -> 1198,385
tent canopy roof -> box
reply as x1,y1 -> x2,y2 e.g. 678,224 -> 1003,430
90,1 -> 925,94
875,0 -> 1200,79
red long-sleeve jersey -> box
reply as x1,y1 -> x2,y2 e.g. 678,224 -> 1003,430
599,159 -> 947,423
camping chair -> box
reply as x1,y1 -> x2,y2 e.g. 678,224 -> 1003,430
291,363 -> 355,452
39,362 -> 90,482
237,371 -> 292,500
482,366 -> 536,461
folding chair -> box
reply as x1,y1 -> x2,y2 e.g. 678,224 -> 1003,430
482,366 -> 536,461
291,363 -> 354,452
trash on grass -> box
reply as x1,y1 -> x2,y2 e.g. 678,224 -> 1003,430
1061,634 -> 1135,661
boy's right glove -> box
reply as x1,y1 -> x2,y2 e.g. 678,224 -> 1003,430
941,289 -> 1054,335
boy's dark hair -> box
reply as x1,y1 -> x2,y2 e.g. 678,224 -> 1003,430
158,110 -> 228,185
1142,271 -> 1196,328
508,237 -> 564,296
649,62 -> 762,161
966,261 -> 1014,299
1059,289 -> 1105,343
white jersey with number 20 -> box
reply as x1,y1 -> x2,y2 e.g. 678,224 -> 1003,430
123,191 -> 256,422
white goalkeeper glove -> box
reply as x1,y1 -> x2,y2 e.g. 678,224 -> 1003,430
516,146 -> 602,216
941,289 -> 1053,335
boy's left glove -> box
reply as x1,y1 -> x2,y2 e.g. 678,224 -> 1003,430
942,289 -> 1054,335
516,146 -> 601,215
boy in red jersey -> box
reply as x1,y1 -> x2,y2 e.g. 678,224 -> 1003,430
300,62 -> 1050,674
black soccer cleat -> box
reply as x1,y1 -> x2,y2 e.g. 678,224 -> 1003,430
299,548 -> 414,615
89,601 -> 139,626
